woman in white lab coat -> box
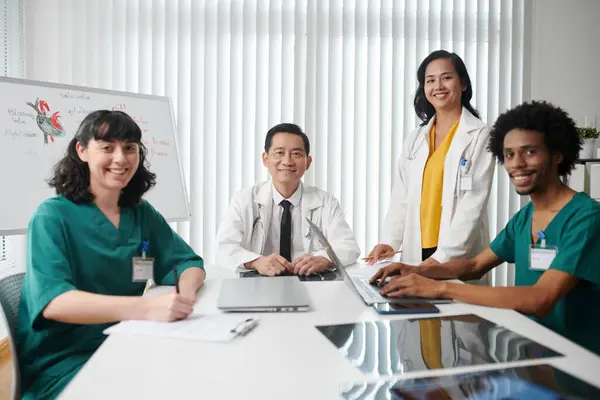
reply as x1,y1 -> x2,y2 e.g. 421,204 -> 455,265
366,50 -> 495,280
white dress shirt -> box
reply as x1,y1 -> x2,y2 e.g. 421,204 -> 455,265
262,184 -> 305,260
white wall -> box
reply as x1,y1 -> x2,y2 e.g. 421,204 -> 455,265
530,0 -> 600,126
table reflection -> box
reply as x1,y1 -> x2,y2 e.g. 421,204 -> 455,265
316,314 -> 562,376
339,364 -> 600,400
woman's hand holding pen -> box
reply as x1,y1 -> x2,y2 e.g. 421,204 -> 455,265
363,244 -> 399,264
143,292 -> 195,322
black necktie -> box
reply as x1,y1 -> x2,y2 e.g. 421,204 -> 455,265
279,200 -> 292,262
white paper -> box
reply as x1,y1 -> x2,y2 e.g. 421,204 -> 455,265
104,314 -> 258,342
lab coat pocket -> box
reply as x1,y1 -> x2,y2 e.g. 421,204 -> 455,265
455,172 -> 475,200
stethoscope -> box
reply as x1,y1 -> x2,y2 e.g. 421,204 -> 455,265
405,126 -> 428,160
252,213 -> 314,239
405,124 -> 479,175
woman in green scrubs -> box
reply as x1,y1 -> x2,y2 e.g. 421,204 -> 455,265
16,110 -> 206,399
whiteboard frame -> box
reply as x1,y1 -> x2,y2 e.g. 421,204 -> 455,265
0,76 -> 191,235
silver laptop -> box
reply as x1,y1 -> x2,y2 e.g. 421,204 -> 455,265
217,276 -> 311,312
305,218 -> 452,305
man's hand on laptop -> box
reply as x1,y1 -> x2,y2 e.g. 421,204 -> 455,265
291,254 -> 330,276
369,262 -> 418,286
379,273 -> 446,299
246,254 -> 292,277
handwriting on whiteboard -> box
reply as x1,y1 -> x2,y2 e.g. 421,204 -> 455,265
60,91 -> 92,101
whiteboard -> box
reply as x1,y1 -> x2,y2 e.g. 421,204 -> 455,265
0,77 -> 189,234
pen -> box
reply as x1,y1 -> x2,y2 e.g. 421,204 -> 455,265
173,266 -> 180,294
239,319 -> 259,336
362,250 -> 402,262
230,318 -> 259,336
143,280 -> 153,295
537,230 -> 546,248
142,241 -> 149,259
141,241 -> 152,294
378,250 -> 402,258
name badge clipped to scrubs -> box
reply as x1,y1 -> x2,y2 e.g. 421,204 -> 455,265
132,241 -> 155,282
529,230 -> 557,271
460,158 -> 473,191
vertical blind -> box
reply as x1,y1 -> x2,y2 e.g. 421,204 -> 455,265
24,0 -> 529,286
0,0 -> 24,273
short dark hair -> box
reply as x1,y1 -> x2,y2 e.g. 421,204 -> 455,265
488,101 -> 581,178
264,123 -> 310,155
413,50 -> 480,125
48,110 -> 157,207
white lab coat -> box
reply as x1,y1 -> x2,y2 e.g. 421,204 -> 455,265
382,108 -> 495,281
216,181 -> 361,270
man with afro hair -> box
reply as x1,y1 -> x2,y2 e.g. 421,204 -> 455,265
370,101 -> 600,355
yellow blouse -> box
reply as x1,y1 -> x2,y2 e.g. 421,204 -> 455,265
420,120 -> 459,249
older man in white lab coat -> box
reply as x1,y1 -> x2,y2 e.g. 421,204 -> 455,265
216,123 -> 360,276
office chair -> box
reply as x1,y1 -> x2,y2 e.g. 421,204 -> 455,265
0,272 -> 24,400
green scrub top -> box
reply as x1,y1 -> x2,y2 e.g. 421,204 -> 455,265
490,192 -> 600,356
16,195 -> 204,400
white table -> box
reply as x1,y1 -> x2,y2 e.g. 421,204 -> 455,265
59,265 -> 600,399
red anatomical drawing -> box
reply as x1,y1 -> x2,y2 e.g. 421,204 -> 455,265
26,98 -> 66,145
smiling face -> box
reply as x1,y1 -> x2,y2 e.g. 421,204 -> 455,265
262,132 -> 312,189
76,138 -> 140,196
423,58 -> 465,114
503,129 -> 562,196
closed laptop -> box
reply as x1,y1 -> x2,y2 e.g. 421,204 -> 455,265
217,276 -> 311,312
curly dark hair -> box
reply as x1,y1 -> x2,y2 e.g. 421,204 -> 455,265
487,101 -> 581,178
414,50 -> 480,125
48,110 -> 156,207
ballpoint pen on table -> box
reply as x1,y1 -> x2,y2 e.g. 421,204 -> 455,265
230,318 -> 259,337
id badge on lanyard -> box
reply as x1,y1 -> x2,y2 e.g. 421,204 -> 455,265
529,230 -> 557,271
132,241 -> 155,282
